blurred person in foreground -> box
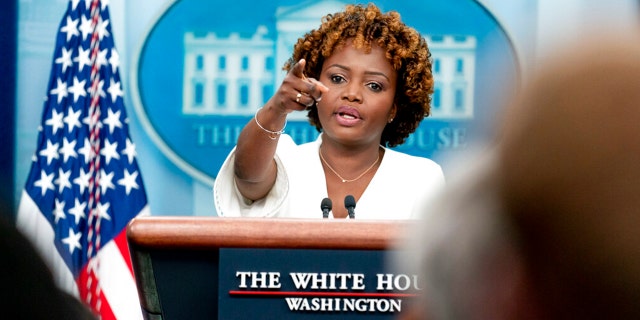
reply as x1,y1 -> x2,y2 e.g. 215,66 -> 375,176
394,30 -> 640,320
0,214 -> 97,320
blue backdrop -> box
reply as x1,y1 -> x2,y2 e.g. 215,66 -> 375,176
12,0 -> 639,217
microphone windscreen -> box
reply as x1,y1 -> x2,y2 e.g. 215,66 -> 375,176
344,195 -> 356,208
321,197 -> 332,210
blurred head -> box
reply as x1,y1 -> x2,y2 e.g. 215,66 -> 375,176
498,31 -> 640,319
398,30 -> 640,320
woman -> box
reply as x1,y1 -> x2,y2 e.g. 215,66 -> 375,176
214,3 -> 444,219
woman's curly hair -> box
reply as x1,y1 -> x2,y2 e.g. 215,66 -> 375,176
283,3 -> 433,147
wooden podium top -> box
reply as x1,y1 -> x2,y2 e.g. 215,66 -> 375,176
127,216 -> 410,251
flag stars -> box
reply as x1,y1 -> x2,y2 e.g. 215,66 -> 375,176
77,138 -> 93,164
101,139 -> 119,164
88,79 -> 105,98
63,107 -> 82,133
97,17 -> 110,41
34,170 -> 55,196
74,47 -> 91,71
53,199 -> 66,224
122,139 -> 137,164
39,140 -> 60,165
50,78 -> 68,104
68,76 -> 87,102
54,168 -> 72,194
55,47 -> 74,73
107,78 -> 123,102
96,202 -> 111,221
78,14 -> 93,41
45,109 -> 65,134
68,198 -> 87,225
103,108 -> 122,134
109,49 -> 120,73
59,137 -> 78,163
96,49 -> 108,70
73,167 -> 91,195
60,16 -> 79,42
100,0 -> 111,10
118,169 -> 139,195
61,228 -> 82,254
99,169 -> 116,195
82,114 -> 103,131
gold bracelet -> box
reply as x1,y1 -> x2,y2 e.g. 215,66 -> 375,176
254,107 -> 286,140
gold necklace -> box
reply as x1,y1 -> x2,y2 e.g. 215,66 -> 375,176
319,148 -> 380,183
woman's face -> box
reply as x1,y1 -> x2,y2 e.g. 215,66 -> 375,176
317,40 -> 397,147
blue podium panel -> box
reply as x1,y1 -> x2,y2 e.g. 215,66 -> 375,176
219,248 -> 415,319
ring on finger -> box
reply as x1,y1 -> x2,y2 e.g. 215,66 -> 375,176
296,92 -> 303,103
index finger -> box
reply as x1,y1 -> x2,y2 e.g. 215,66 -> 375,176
291,59 -> 307,80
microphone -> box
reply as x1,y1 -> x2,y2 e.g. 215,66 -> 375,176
321,198 -> 332,219
344,195 -> 356,219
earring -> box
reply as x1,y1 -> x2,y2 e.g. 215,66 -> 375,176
388,118 -> 394,123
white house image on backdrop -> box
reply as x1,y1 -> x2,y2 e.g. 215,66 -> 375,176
182,1 -> 476,121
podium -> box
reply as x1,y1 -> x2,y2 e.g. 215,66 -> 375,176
127,217 -> 415,319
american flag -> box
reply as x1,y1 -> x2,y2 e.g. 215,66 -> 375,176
16,0 -> 148,319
